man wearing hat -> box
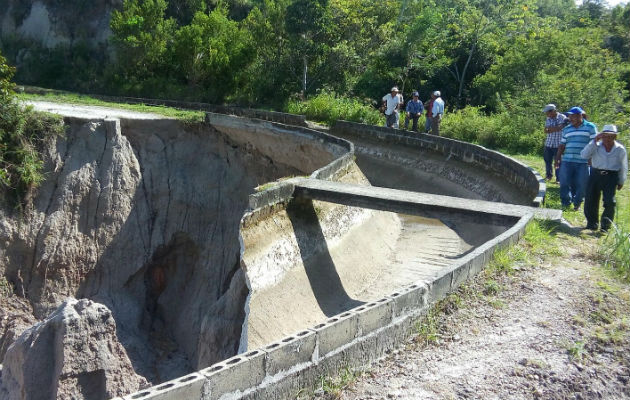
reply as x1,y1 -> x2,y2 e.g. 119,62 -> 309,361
382,86 -> 404,128
554,106 -> 597,210
580,124 -> 627,232
542,104 -> 567,182
404,91 -> 424,132
430,90 -> 445,136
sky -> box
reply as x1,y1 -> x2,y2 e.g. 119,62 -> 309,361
576,0 -> 628,6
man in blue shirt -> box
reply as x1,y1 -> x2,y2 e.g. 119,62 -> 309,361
554,106 -> 597,210
404,91 -> 424,132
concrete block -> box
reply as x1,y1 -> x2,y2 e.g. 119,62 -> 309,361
201,349 -> 266,399
451,260 -> 470,290
264,329 -> 316,376
351,297 -> 393,336
312,311 -> 359,358
467,248 -> 486,277
426,270 -> 453,304
388,283 -> 427,318
123,373 -> 206,400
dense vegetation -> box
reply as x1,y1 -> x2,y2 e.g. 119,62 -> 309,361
1,0 -> 628,154
0,53 -> 63,204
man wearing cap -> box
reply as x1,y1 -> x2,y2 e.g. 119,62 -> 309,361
404,91 -> 424,132
430,91 -> 445,136
554,106 -> 597,210
580,124 -> 627,232
382,87 -> 404,129
542,104 -> 567,182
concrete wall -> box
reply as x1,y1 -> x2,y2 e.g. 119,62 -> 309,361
330,121 -> 545,206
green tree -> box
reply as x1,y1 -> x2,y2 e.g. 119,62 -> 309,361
172,5 -> 254,101
110,0 -> 177,89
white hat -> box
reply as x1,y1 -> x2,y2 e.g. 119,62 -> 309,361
433,90 -> 441,97
543,104 -> 556,112
601,124 -> 618,135
391,86 -> 399,92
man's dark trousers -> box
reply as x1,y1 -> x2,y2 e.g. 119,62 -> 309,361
584,169 -> 618,231
543,146 -> 559,180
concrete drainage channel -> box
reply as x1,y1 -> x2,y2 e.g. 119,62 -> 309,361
116,112 -> 558,400
119,216 -> 534,400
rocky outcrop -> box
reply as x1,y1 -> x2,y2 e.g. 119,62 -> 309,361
0,298 -> 146,400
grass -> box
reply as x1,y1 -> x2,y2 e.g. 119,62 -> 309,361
296,366 -> 363,399
18,92 -> 206,122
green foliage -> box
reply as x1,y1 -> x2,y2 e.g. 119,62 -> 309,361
109,0 -> 177,94
287,90 -> 382,125
440,106 -> 543,154
0,53 -> 64,204
600,222 -> 630,282
173,6 -> 254,102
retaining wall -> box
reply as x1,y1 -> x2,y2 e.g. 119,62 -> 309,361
330,121 -> 545,206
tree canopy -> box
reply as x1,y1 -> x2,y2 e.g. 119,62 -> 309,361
1,0 -> 628,152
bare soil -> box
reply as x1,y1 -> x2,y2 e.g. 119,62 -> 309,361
317,226 -> 630,400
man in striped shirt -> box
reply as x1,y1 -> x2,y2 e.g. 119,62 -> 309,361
542,104 -> 567,181
554,106 -> 597,210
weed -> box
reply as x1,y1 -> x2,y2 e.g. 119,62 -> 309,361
483,279 -> 500,295
566,340 -> 586,360
415,309 -> 441,346
572,315 -> 587,327
488,298 -> 506,309
599,221 -> 630,282
313,366 -> 361,398
592,317 -> 628,345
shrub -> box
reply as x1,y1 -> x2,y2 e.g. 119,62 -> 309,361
441,106 -> 544,154
0,52 -> 64,205
287,91 -> 382,126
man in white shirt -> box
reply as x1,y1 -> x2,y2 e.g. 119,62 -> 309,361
430,90 -> 445,136
382,87 -> 403,129
580,124 -> 628,232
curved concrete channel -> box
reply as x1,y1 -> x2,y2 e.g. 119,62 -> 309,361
14,101 -> 558,400
114,111 -> 558,400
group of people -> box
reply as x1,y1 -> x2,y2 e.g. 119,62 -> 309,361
543,104 -> 627,232
381,87 -> 444,135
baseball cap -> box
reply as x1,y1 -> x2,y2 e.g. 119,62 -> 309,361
565,106 -> 585,115
412,91 -> 419,97
543,104 -> 556,112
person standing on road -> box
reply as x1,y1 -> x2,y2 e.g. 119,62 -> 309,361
542,104 -> 567,182
580,124 -> 627,232
554,106 -> 597,211
404,91 -> 424,132
382,87 -> 404,129
430,91 -> 445,136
